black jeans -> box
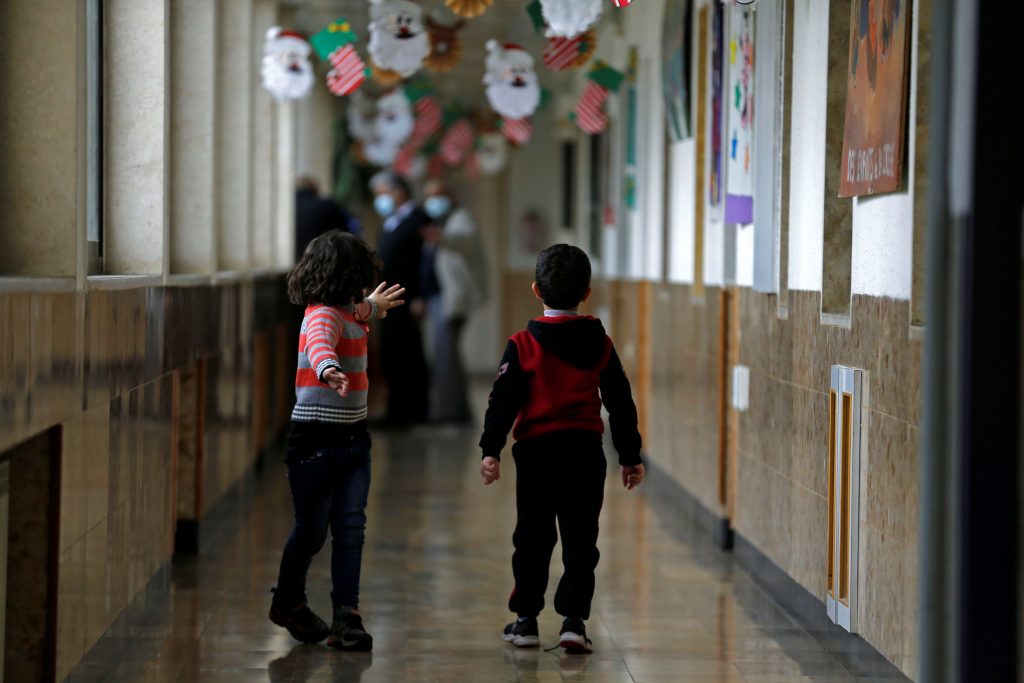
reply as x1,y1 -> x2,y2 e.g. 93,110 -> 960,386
275,432 -> 371,608
509,432 -> 607,620
379,307 -> 429,423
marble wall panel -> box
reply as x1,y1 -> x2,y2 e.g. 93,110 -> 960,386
1,274 -> 292,680
643,281 -> 921,679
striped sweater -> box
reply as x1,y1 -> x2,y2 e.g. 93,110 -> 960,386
292,304 -> 370,424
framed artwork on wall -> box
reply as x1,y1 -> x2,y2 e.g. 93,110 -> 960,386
709,0 -> 725,215
725,4 -> 754,225
838,0 -> 911,197
662,0 -> 692,141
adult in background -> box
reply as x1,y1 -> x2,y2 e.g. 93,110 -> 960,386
295,176 -> 361,261
370,171 -> 430,425
421,179 -> 489,425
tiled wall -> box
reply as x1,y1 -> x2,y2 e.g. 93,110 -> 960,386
0,275 -> 293,681
643,284 -> 921,679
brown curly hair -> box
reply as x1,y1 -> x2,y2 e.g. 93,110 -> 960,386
287,231 -> 382,307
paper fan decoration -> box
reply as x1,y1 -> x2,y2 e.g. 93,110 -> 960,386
424,18 -> 465,73
543,29 -> 596,71
370,61 -> 405,86
445,0 -> 493,18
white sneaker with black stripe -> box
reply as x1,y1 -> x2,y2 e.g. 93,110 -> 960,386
559,616 -> 593,654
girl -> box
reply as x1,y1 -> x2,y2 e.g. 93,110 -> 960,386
270,230 -> 405,651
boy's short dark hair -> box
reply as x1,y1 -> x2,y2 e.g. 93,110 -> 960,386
287,230 -> 381,307
535,244 -> 591,310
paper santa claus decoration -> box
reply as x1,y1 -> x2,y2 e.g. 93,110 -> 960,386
311,19 -> 372,97
359,90 -> 415,167
539,0 -> 603,38
475,132 -> 509,175
483,41 -> 541,120
368,0 -> 430,79
260,27 -> 314,101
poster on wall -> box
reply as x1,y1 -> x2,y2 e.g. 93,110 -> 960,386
725,5 -> 754,224
662,0 -> 691,141
709,0 -> 724,214
838,0 -> 911,197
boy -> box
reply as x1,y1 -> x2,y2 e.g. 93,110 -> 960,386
479,244 -> 646,654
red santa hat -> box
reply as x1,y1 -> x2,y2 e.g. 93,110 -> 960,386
266,27 -> 310,54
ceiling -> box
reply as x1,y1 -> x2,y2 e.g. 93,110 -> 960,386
279,0 -> 572,105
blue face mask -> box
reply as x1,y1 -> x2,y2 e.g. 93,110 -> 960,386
424,196 -> 452,220
373,194 -> 396,217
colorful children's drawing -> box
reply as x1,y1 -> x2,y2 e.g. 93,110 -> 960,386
725,5 -> 754,224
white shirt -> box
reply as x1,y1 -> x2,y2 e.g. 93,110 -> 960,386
383,201 -> 416,233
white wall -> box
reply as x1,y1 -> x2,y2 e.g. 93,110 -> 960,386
668,139 -> 696,283
849,0 -> 919,301
786,0 -> 829,293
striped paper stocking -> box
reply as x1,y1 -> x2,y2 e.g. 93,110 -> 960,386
574,81 -> 609,134
501,117 -> 533,145
410,96 -> 443,146
326,45 -> 368,96
441,119 -> 475,165
611,0 -> 632,7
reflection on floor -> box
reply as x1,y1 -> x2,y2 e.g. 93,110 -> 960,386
67,426 -> 909,682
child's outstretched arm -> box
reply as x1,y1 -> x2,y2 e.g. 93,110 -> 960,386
358,282 -> 406,320
599,344 -> 645,490
478,340 -> 527,484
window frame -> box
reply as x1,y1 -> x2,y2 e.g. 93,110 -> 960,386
86,0 -> 104,274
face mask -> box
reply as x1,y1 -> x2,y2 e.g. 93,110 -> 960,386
424,196 -> 452,219
374,194 -> 396,217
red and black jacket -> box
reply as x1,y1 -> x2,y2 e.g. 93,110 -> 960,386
479,315 -> 642,466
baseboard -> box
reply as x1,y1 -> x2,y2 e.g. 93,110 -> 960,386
642,454 -> 911,681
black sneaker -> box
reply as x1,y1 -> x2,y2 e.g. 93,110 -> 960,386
502,617 -> 540,648
269,590 -> 330,644
559,617 -> 593,654
326,605 -> 374,652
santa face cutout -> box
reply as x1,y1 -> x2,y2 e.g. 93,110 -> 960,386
484,41 -> 541,120
260,28 -> 314,101
373,90 -> 415,147
476,132 -> 509,175
368,0 -> 430,78
540,0 -> 603,38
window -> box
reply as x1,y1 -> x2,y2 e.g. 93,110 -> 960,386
86,0 -> 104,273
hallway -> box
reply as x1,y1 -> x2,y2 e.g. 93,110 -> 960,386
66,427 -> 906,683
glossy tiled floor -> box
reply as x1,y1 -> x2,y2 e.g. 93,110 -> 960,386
66,425 -> 909,682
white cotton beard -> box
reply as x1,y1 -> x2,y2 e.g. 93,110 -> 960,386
374,93 -> 414,146
364,138 -> 399,167
260,57 -> 314,101
540,0 -> 603,37
486,80 -> 541,120
368,30 -> 430,78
